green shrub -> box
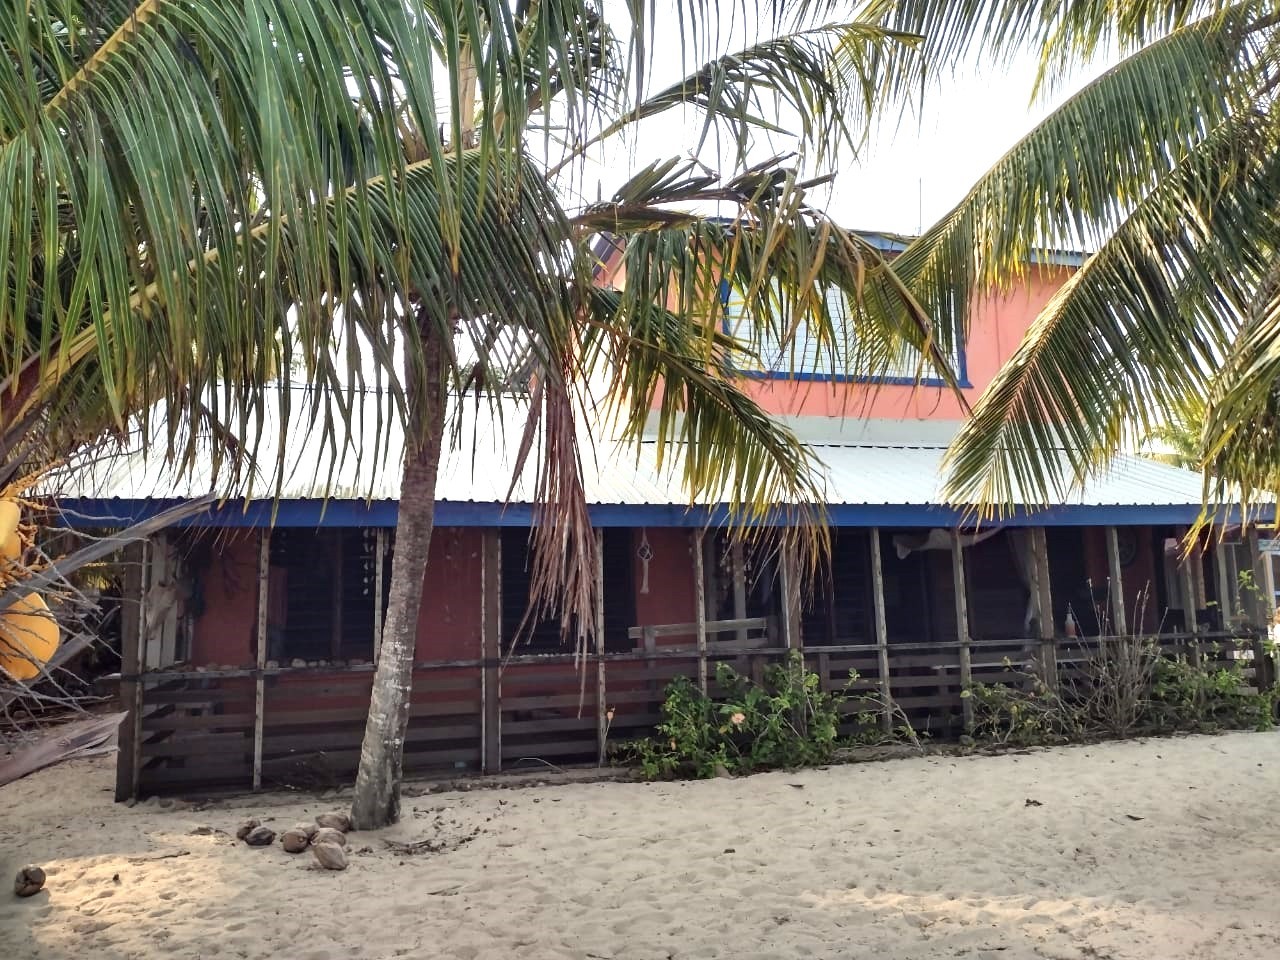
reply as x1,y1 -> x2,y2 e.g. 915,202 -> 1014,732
616,652 -> 851,779
968,639 -> 1276,747
968,673 -> 1082,746
1148,653 -> 1275,732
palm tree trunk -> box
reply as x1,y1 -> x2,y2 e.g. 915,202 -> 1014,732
350,317 -> 447,830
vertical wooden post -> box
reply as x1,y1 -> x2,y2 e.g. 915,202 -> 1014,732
1245,526 -> 1274,692
950,529 -> 974,733
779,543 -> 801,651
151,533 -> 177,667
1246,526 -> 1270,624
1263,539 -> 1278,619
1214,537 -> 1233,630
373,529 -> 386,663
869,528 -> 893,733
1179,531 -> 1201,664
115,541 -> 144,802
594,529 -> 607,766
731,539 -> 747,645
1106,526 -> 1128,636
1031,527 -> 1058,692
481,529 -> 502,774
252,530 -> 269,791
693,529 -> 708,694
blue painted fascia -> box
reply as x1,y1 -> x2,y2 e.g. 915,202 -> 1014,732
51,497 -> 1265,530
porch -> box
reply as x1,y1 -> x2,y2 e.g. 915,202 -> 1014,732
111,519 -> 1274,798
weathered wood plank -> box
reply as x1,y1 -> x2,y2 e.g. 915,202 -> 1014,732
731,539 -> 748,645
693,529 -> 707,694
869,528 -> 893,732
1106,526 -> 1128,636
950,530 -> 974,733
626,617 -> 769,640
481,529 -> 502,774
252,531 -> 269,791
115,542 -> 144,802
595,529 -> 608,766
1031,527 -> 1058,692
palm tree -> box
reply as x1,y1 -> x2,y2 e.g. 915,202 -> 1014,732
4,4 -> 950,827
1144,397 -> 1206,470
346,7 -> 963,829
860,0 -> 1280,515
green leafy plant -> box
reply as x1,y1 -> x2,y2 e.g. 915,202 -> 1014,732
616,652 -> 851,779
1148,651 -> 1275,732
968,637 -> 1276,747
968,670 -> 1083,747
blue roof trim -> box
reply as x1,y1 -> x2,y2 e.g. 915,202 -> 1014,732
52,497 -> 1266,530
856,229 -> 1085,268
735,369 -> 973,390
597,224 -> 1085,270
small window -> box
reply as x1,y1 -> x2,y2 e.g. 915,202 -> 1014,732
267,528 -> 380,662
500,528 -> 634,654
720,281 -> 960,383
803,530 -> 872,646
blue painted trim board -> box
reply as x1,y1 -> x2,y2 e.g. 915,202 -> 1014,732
52,497 -> 1265,530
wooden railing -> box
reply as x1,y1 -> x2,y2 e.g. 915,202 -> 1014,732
627,617 -> 773,650
114,626 -> 1273,797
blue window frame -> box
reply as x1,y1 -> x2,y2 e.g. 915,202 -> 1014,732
717,279 -> 970,388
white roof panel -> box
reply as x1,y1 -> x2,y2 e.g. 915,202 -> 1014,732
46,393 -> 1215,512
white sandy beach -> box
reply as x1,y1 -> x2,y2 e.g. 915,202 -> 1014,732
3,733 -> 1279,960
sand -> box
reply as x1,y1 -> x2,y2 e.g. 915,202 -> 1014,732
3,733 -> 1279,960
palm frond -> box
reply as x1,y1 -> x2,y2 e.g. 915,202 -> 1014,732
942,111 -> 1280,511
890,3 -> 1274,342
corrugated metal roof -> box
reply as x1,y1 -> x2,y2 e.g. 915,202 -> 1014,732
46,392 -> 1214,511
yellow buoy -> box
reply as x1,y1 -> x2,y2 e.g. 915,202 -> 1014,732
0,592 -> 60,681
0,499 -> 20,563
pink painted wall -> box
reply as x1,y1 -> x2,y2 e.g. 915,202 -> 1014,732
191,531 -> 260,667
633,527 -> 697,630
188,527 -> 484,667
1083,526 -> 1159,634
596,248 -> 1073,423
732,267 -> 1073,420
415,527 -> 484,660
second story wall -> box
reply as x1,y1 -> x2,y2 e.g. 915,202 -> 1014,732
594,236 -> 1074,424
739,265 -> 1073,422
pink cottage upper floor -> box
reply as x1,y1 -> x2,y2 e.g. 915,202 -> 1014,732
593,230 -> 1077,424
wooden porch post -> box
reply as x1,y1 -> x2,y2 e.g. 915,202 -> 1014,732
1246,526 -> 1271,625
481,529 -> 501,774
115,541 -> 144,802
373,529 -> 387,662
252,530 -> 269,791
779,543 -> 801,651
594,529 -> 608,766
1262,536 -> 1278,618
693,529 -> 708,694
1213,536 -> 1233,629
1245,526 -> 1274,692
1031,527 -> 1057,692
1105,526 -> 1128,636
1178,530 -> 1201,664
731,540 -> 748,645
869,528 -> 893,733
950,529 -> 974,733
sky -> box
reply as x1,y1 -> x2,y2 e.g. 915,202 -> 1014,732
559,7 -> 1119,236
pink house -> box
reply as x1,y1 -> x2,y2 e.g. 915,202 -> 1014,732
63,232 -> 1266,798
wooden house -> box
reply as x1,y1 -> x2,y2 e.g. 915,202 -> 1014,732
51,234 -> 1272,798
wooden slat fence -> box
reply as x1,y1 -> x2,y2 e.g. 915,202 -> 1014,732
121,627 -> 1271,796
